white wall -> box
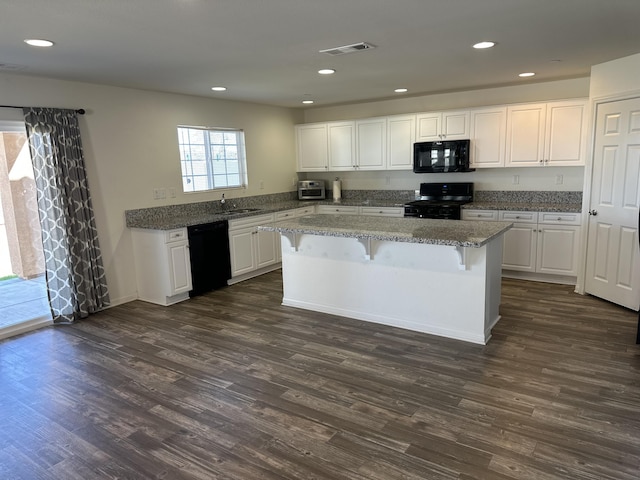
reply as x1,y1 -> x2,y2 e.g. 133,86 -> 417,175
304,166 -> 585,194
590,52 -> 640,99
303,78 -> 590,122
0,73 -> 301,306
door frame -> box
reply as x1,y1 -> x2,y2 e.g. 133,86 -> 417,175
575,89 -> 640,307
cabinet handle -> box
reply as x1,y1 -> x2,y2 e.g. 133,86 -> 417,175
588,209 -> 598,216
515,216 -> 520,219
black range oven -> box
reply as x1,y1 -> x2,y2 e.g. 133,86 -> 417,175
404,182 -> 474,220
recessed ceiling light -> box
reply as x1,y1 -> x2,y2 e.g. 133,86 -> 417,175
318,69 -> 336,75
473,41 -> 495,49
519,72 -> 536,77
211,86 -> 227,91
24,39 -> 54,47
302,100 -> 314,104
394,88 -> 408,93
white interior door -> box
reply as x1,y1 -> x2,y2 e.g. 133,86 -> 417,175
585,97 -> 640,309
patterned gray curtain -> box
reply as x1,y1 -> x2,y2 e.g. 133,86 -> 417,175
23,107 -> 110,324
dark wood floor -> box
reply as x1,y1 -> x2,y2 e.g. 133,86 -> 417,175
1,272 -> 639,479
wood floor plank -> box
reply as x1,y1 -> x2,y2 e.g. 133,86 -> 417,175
1,271 -> 639,479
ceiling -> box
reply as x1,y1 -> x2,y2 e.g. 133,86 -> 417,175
2,0 -> 640,109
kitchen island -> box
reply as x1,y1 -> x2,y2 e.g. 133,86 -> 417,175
260,214 -> 512,344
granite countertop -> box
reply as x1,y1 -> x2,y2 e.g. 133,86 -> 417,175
126,199 -> 408,230
126,201 -> 312,230
462,202 -> 582,213
259,214 -> 512,248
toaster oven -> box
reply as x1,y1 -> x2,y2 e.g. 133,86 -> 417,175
298,180 -> 325,200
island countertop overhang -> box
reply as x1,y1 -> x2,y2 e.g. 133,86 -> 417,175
259,214 -> 512,248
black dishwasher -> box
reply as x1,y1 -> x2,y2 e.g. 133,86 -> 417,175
187,221 -> 232,297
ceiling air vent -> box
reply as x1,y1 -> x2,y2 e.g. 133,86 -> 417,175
319,42 -> 376,56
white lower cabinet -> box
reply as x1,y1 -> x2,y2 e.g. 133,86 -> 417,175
462,209 -> 581,282
228,213 -> 278,281
131,227 -> 192,305
535,213 -> 581,276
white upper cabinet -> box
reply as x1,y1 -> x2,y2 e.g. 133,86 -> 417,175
295,123 -> 329,171
295,98 -> 586,172
416,110 -> 470,141
506,99 -> 587,167
356,117 -> 387,170
387,114 -> 416,170
470,107 -> 507,168
544,100 -> 587,166
327,121 -> 356,170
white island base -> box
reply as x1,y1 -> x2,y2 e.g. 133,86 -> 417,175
279,234 -> 504,345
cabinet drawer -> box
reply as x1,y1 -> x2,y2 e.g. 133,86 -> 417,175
360,206 -> 404,217
539,212 -> 581,225
164,228 -> 187,243
499,211 -> 538,223
295,206 -> 316,216
275,210 -> 297,221
229,213 -> 274,230
461,210 -> 498,221
317,205 -> 359,215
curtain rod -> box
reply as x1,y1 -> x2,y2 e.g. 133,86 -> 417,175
0,105 -> 85,115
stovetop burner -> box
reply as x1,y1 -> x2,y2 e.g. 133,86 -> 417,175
404,182 -> 473,219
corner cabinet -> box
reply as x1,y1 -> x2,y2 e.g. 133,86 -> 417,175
131,227 -> 193,306
228,213 -> 278,283
505,99 -> 587,167
295,123 -> 329,172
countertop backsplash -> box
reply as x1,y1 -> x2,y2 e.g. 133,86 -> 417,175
473,190 -> 582,205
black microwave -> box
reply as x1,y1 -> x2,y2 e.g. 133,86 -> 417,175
413,139 -> 474,173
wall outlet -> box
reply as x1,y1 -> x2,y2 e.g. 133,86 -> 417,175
512,175 -> 519,185
555,174 -> 564,185
168,187 -> 176,198
153,187 -> 166,200
385,176 -> 391,185
292,177 -> 297,187
259,180 -> 264,190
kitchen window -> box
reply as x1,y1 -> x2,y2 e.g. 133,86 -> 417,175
177,126 -> 247,192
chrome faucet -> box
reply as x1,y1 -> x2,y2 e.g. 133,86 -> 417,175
221,193 -> 226,205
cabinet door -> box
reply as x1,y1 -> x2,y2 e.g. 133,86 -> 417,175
356,118 -> 386,170
470,107 -> 506,168
441,110 -> 470,139
256,229 -> 277,269
545,100 -> 586,166
328,121 -> 356,170
536,224 -> 580,275
387,115 -> 415,170
506,103 -> 546,166
502,224 -> 538,272
167,242 -> 192,295
461,209 -> 499,221
296,124 -> 328,172
229,227 -> 256,277
415,112 -> 441,141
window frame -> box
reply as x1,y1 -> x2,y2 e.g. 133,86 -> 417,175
177,125 -> 248,193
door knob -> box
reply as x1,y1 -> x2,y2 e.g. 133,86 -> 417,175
589,209 -> 598,216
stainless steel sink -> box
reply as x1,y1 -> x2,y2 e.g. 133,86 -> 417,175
223,208 -> 261,214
